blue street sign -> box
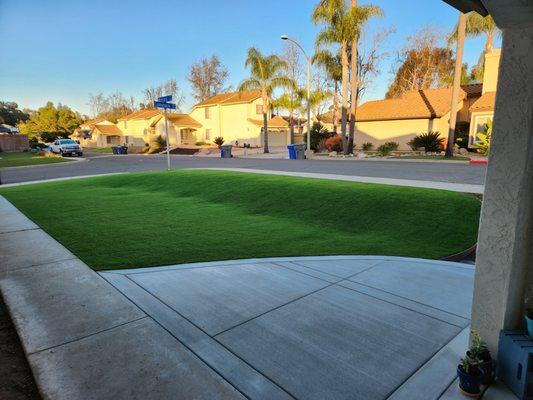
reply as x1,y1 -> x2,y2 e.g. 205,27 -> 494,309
157,95 -> 173,103
154,101 -> 176,110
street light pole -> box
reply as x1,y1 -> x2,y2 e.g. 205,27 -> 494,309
281,35 -> 312,159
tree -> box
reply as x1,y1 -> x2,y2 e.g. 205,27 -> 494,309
238,48 -> 295,153
142,79 -> 185,111
18,102 -> 83,140
0,102 -> 30,126
347,1 -> 383,153
280,43 -> 304,144
313,49 -> 342,133
88,92 -> 136,123
386,27 -> 455,99
446,12 -> 466,158
188,55 -> 230,103
448,14 -> 499,82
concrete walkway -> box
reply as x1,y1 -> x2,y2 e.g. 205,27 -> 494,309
197,168 -> 484,194
1,195 -> 514,399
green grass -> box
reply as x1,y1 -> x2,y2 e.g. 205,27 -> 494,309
84,147 -> 113,153
391,155 -> 470,161
0,170 -> 481,271
0,152 -> 70,168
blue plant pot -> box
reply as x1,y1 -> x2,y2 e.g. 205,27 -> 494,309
525,314 -> 533,338
457,365 -> 482,396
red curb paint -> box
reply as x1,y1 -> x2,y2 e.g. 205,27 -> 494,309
469,160 -> 488,165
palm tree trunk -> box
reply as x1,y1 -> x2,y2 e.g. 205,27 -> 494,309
347,0 -> 359,154
340,40 -> 349,151
289,109 -> 295,145
333,81 -> 339,134
485,31 -> 494,53
446,12 -> 466,158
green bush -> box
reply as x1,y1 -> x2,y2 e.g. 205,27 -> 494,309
377,142 -> 399,157
154,135 -> 166,148
214,137 -> 225,147
362,142 -> 374,151
40,132 -> 69,143
195,141 -> 207,146
454,122 -> 470,149
408,132 -> 444,152
309,122 -> 330,151
473,119 -> 492,156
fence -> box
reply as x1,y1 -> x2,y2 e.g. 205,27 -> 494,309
0,135 -> 29,152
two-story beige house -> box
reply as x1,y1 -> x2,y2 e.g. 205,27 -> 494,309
116,109 -> 202,147
189,90 -> 290,147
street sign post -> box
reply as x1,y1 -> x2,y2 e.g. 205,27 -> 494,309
153,96 -> 176,171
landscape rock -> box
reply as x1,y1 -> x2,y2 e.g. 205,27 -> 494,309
458,148 -> 469,156
329,151 -> 338,157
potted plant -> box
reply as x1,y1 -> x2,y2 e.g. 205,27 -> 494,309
468,330 -> 494,385
525,309 -> 533,337
457,356 -> 483,397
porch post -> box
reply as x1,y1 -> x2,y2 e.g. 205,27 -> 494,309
470,21 -> 533,353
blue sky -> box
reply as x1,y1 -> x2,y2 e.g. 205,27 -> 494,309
0,0 -> 496,116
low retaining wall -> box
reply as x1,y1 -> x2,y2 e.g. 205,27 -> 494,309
0,135 -> 29,152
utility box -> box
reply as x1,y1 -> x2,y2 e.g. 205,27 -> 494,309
498,331 -> 533,399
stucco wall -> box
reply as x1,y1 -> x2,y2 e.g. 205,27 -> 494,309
483,49 -> 501,94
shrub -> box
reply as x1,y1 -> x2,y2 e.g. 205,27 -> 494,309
325,136 -> 343,152
309,122 -> 331,151
154,135 -> 166,148
473,119 -> 492,156
214,137 -> 225,147
408,132 -> 444,152
362,142 -> 373,151
377,142 -> 399,157
454,122 -> 470,149
39,131 -> 69,143
195,141 -> 207,146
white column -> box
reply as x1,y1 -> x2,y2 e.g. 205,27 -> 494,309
470,25 -> 533,353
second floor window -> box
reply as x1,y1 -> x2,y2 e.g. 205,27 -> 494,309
205,129 -> 211,140
205,107 -> 211,119
256,105 -> 263,115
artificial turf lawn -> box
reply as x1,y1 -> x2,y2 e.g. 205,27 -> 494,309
0,152 -> 70,168
0,170 -> 481,271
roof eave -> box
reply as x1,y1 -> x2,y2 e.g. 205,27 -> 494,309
442,0 -> 489,16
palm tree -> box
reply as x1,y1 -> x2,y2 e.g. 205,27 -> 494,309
239,48 -> 295,153
347,1 -> 383,153
446,12 -> 467,158
273,93 -> 302,144
448,13 -> 499,81
313,0 -> 349,150
313,0 -> 381,154
313,49 -> 342,133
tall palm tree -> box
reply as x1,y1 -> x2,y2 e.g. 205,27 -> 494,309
273,93 -> 302,144
446,12 -> 466,158
448,13 -> 499,81
239,48 -> 295,153
313,49 -> 342,133
313,0 -> 349,149
347,1 -> 382,153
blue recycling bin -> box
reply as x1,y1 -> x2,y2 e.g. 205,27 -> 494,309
287,144 -> 296,159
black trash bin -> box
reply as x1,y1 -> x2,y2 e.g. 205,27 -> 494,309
112,146 -> 118,155
294,143 -> 306,159
220,145 -> 233,158
121,145 -> 128,155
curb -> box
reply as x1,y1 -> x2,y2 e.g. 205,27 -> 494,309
0,157 -> 86,171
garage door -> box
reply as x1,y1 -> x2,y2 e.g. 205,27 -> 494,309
266,130 -> 288,147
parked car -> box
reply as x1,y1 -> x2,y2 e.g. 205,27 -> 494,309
50,139 -> 83,157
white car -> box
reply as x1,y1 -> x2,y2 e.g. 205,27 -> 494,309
50,139 -> 83,157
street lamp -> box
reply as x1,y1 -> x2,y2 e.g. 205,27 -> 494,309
281,35 -> 312,159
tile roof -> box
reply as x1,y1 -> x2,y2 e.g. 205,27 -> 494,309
165,113 -> 202,128
470,92 -> 496,112
95,124 -> 123,135
82,118 -> 106,126
194,90 -> 262,107
461,83 -> 483,98
118,109 -> 161,121
248,116 -> 289,128
321,87 -> 467,123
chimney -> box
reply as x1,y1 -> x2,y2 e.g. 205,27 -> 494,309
482,49 -> 501,94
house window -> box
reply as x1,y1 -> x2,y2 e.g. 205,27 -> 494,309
205,107 -> 211,119
471,115 -> 492,144
205,129 -> 211,141
256,105 -> 263,114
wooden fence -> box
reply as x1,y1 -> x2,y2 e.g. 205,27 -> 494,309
0,135 -> 29,152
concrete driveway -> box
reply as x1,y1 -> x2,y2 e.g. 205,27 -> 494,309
101,256 -> 474,400
0,153 -> 486,185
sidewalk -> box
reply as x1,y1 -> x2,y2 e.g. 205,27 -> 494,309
195,168 -> 485,194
